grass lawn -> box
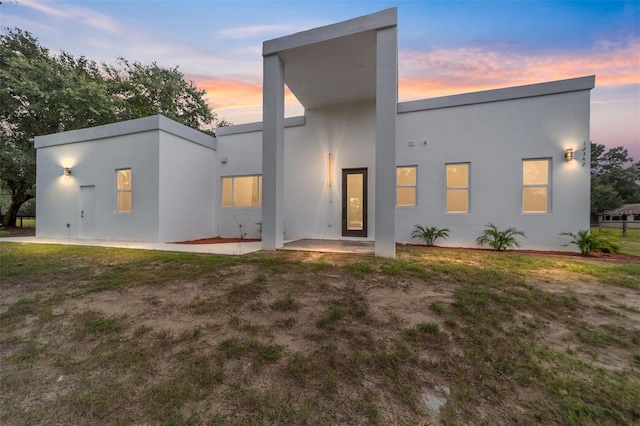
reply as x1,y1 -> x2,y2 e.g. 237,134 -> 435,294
592,226 -> 640,256
0,243 -> 638,425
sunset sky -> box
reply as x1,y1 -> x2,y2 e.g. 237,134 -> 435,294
1,0 -> 639,159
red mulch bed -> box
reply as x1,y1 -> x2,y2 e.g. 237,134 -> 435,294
400,244 -> 640,263
174,237 -> 261,244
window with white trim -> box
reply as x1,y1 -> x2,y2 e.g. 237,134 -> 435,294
523,159 -> 550,213
116,169 -> 132,213
222,175 -> 262,207
446,163 -> 469,213
397,166 -> 417,206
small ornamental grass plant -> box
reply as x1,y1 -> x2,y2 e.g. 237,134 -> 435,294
476,223 -> 526,251
410,225 -> 450,246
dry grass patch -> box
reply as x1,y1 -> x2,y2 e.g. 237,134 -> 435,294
0,243 -> 638,425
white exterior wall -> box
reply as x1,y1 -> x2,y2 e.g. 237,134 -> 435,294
215,130 -> 264,239
215,102 -> 376,241
396,90 -> 591,250
36,132 -> 160,241
158,132 -> 216,242
284,102 -> 376,241
35,115 -> 217,243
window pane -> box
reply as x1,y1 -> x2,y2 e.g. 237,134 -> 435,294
523,187 -> 548,213
117,169 -> 131,190
447,164 -> 468,188
234,176 -> 260,207
116,192 -> 132,213
523,160 -> 548,185
397,167 -> 416,186
347,173 -> 364,230
447,189 -> 468,213
222,177 -> 233,207
397,188 -> 416,206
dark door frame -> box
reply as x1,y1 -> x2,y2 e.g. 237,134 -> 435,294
341,168 -> 368,237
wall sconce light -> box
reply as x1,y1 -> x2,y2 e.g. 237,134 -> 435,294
564,148 -> 574,162
327,153 -> 333,187
64,167 -> 72,176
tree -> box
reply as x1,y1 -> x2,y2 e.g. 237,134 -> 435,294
103,58 -> 217,135
0,28 -> 221,227
590,142 -> 640,214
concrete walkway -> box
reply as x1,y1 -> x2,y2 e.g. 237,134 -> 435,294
0,236 -> 262,256
0,237 -> 376,256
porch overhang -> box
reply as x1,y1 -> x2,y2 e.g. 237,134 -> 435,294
261,8 -> 398,257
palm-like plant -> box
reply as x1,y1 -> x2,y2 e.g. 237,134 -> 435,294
560,230 -> 619,255
411,225 -> 450,246
476,223 -> 526,251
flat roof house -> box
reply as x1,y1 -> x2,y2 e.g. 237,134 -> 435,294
35,9 -> 594,257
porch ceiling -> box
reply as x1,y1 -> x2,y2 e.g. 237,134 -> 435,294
279,30 -> 377,109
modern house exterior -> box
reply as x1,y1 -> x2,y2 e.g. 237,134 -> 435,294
35,8 -> 594,257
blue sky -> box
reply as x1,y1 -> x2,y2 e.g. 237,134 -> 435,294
1,0 -> 639,159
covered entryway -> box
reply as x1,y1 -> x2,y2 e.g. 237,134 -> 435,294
261,8 -> 398,257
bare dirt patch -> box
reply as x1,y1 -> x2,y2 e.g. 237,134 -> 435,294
1,245 -> 638,425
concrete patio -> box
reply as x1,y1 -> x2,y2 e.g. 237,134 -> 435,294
281,239 -> 375,255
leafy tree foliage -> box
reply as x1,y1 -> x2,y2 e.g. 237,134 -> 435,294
0,28 -> 221,227
590,142 -> 640,214
103,58 -> 215,134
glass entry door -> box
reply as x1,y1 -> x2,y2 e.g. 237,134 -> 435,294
342,168 -> 367,237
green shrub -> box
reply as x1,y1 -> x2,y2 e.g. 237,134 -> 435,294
410,225 -> 450,246
560,230 -> 620,255
476,223 -> 526,251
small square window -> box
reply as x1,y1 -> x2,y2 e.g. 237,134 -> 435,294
221,175 -> 262,208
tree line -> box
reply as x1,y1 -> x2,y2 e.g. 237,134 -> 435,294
0,28 -> 224,228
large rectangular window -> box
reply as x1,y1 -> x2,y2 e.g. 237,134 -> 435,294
446,163 -> 469,213
116,169 -> 132,213
397,166 -> 417,206
222,175 -> 262,207
523,159 -> 549,213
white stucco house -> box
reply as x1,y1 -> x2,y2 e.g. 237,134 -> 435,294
35,8 -> 594,257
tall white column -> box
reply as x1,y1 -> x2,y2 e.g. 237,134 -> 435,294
262,53 -> 285,250
375,26 -> 397,258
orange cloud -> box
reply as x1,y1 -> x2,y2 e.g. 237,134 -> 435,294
187,75 -> 302,124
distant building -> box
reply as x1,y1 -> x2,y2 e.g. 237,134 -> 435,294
598,203 -> 640,229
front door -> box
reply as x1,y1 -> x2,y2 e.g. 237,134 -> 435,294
342,168 -> 367,237
79,185 -> 95,239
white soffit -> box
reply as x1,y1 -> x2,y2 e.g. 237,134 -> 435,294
263,8 -> 397,109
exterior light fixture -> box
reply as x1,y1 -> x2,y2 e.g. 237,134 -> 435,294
564,148 -> 573,162
64,167 -> 72,176
327,153 -> 333,187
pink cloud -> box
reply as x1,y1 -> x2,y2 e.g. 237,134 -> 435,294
398,38 -> 639,100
